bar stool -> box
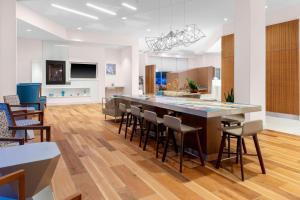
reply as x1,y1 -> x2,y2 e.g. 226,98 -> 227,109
216,120 -> 266,181
118,103 -> 131,138
143,110 -> 165,158
221,114 -> 247,156
130,105 -> 144,147
162,115 -> 205,173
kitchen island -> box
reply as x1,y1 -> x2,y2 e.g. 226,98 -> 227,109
117,95 -> 261,160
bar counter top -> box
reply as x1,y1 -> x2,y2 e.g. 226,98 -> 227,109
117,95 -> 261,118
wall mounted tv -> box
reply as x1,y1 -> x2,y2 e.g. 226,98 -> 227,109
70,63 -> 97,79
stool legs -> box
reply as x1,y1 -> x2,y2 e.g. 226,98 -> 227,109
124,113 -> 130,139
253,134 -> 266,174
162,128 -> 171,162
238,137 -> 244,181
180,132 -> 184,172
143,122 -> 151,151
196,130 -> 205,166
130,116 -> 137,142
155,125 -> 161,158
171,130 -> 178,154
216,133 -> 227,169
118,113 -> 125,134
138,118 -> 144,147
242,138 -> 247,154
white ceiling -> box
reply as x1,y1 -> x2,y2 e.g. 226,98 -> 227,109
17,0 -> 300,53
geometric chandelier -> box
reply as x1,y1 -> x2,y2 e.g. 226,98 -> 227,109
145,24 -> 206,52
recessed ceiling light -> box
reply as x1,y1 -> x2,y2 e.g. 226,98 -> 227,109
122,17 -> 127,20
86,3 -> 117,16
77,27 -> 82,30
72,39 -> 82,42
146,29 -> 151,32
224,18 -> 228,22
26,29 -> 32,32
121,3 -> 137,11
265,5 -> 268,9
51,3 -> 98,20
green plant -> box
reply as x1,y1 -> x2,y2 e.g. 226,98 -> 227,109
187,79 -> 198,92
224,88 -> 234,103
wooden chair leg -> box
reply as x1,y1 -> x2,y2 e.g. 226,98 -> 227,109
253,134 -> 266,174
155,125 -> 160,158
40,130 -> 44,142
130,117 -> 137,142
216,133 -> 227,169
196,130 -> 205,166
239,137 -> 244,181
180,132 -> 184,173
242,138 -> 247,154
118,113 -> 125,134
139,118 -> 144,147
171,130 -> 178,154
125,113 -> 130,139
162,128 -> 171,162
143,122 -> 151,151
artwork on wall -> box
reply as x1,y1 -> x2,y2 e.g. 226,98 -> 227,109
106,64 -> 116,75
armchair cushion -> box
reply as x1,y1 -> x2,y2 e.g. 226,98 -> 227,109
0,111 -> 14,147
16,119 -> 40,127
3,95 -> 20,106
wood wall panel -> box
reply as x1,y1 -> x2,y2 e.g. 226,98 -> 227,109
221,34 -> 234,102
145,65 -> 156,94
266,19 -> 299,115
166,67 -> 215,93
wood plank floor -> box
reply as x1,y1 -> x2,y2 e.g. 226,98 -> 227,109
45,104 -> 300,200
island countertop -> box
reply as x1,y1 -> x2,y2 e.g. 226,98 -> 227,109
117,95 -> 261,118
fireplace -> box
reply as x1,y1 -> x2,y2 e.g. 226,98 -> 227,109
46,60 -> 66,85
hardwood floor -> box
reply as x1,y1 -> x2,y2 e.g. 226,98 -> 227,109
45,104 -> 300,200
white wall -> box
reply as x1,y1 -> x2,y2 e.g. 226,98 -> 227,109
17,38 -> 42,83
16,38 -> 133,104
188,53 -> 221,69
0,0 -> 17,100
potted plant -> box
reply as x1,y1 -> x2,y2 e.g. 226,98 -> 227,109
187,79 -> 198,93
224,88 -> 234,103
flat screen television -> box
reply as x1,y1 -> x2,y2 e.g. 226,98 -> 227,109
70,63 -> 97,79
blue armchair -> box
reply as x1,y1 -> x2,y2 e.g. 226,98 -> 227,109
16,83 -> 47,110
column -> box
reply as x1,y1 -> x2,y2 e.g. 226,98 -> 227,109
234,0 -> 266,120
0,0 -> 17,101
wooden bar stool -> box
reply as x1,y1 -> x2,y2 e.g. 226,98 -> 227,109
143,110 -> 165,158
216,120 -> 266,181
118,103 -> 132,138
130,105 -> 144,147
221,114 -> 247,156
162,115 -> 205,173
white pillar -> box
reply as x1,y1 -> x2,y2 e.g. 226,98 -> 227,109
234,0 -> 266,120
0,0 -> 17,101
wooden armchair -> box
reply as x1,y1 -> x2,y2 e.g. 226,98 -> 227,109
0,110 -> 50,148
0,170 -> 25,200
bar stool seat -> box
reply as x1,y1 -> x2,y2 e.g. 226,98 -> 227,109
180,124 -> 202,133
162,115 -> 205,173
223,127 -> 242,136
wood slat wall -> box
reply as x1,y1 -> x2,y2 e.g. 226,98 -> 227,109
266,19 -> 299,115
221,34 -> 234,102
145,65 -> 156,94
